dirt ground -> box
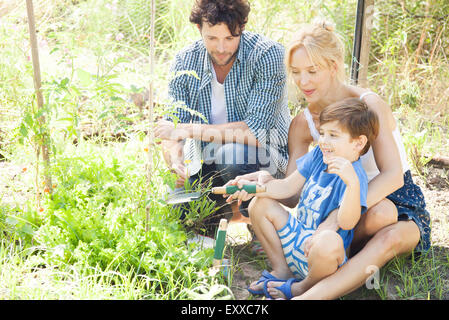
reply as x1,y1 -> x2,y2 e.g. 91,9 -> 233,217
228,164 -> 449,300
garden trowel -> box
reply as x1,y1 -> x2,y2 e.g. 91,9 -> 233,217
165,184 -> 266,205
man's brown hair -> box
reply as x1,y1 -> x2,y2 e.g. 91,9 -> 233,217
189,0 -> 251,36
319,97 -> 379,156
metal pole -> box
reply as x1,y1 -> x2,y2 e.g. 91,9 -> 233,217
351,0 -> 374,87
351,0 -> 365,85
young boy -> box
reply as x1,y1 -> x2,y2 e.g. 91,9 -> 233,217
228,98 -> 379,299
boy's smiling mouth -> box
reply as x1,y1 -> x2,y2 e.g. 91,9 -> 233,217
320,147 -> 334,155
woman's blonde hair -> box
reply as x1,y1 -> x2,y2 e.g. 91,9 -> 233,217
286,19 -> 346,82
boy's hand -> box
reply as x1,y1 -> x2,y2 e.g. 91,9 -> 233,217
223,171 -> 274,205
326,157 -> 358,186
303,236 -> 313,257
223,178 -> 255,206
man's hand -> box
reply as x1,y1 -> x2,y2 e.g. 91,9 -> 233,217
327,157 -> 358,186
171,162 -> 189,188
155,119 -> 188,141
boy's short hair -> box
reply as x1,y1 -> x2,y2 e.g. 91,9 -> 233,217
319,97 -> 379,156
189,0 -> 251,36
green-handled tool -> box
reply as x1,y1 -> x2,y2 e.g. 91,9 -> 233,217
213,219 -> 228,268
165,184 -> 266,205
211,184 -> 266,195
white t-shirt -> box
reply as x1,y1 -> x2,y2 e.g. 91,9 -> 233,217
210,67 -> 227,125
203,67 -> 228,163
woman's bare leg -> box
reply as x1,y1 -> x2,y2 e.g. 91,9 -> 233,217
351,199 -> 398,254
247,197 -> 293,292
292,220 -> 420,300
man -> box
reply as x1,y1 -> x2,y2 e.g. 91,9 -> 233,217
155,0 -> 290,221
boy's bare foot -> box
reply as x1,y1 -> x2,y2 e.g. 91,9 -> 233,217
266,279 -> 307,299
247,279 -> 264,293
247,270 -> 292,294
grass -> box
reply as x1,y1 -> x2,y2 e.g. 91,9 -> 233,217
0,0 -> 448,300
342,247 -> 449,300
0,241 -> 153,299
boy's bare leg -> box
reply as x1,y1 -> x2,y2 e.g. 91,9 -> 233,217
267,230 -> 345,299
247,197 -> 293,292
293,220 -> 420,299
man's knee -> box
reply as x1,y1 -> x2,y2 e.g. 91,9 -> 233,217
215,143 -> 254,165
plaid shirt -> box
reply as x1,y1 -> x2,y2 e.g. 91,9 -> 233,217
166,31 -> 291,174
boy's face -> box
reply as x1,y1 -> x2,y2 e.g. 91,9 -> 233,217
318,120 -> 366,164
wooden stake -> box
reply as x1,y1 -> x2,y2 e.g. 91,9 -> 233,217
145,0 -> 156,232
26,0 -> 53,207
413,0 -> 431,67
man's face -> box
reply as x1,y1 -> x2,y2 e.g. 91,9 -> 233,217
198,22 -> 241,67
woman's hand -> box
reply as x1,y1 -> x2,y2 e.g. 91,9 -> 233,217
231,170 -> 275,185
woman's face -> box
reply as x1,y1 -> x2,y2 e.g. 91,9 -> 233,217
289,47 -> 336,104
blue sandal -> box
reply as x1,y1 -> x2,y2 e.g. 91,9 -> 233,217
247,270 -> 287,296
263,277 -> 299,300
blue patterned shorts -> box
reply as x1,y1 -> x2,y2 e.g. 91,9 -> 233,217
386,170 -> 431,252
277,214 -> 348,280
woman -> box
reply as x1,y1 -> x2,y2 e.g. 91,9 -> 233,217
228,20 -> 431,299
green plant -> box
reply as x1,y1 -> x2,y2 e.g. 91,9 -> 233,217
403,127 -> 431,176
399,79 -> 421,109
0,138 -> 224,299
